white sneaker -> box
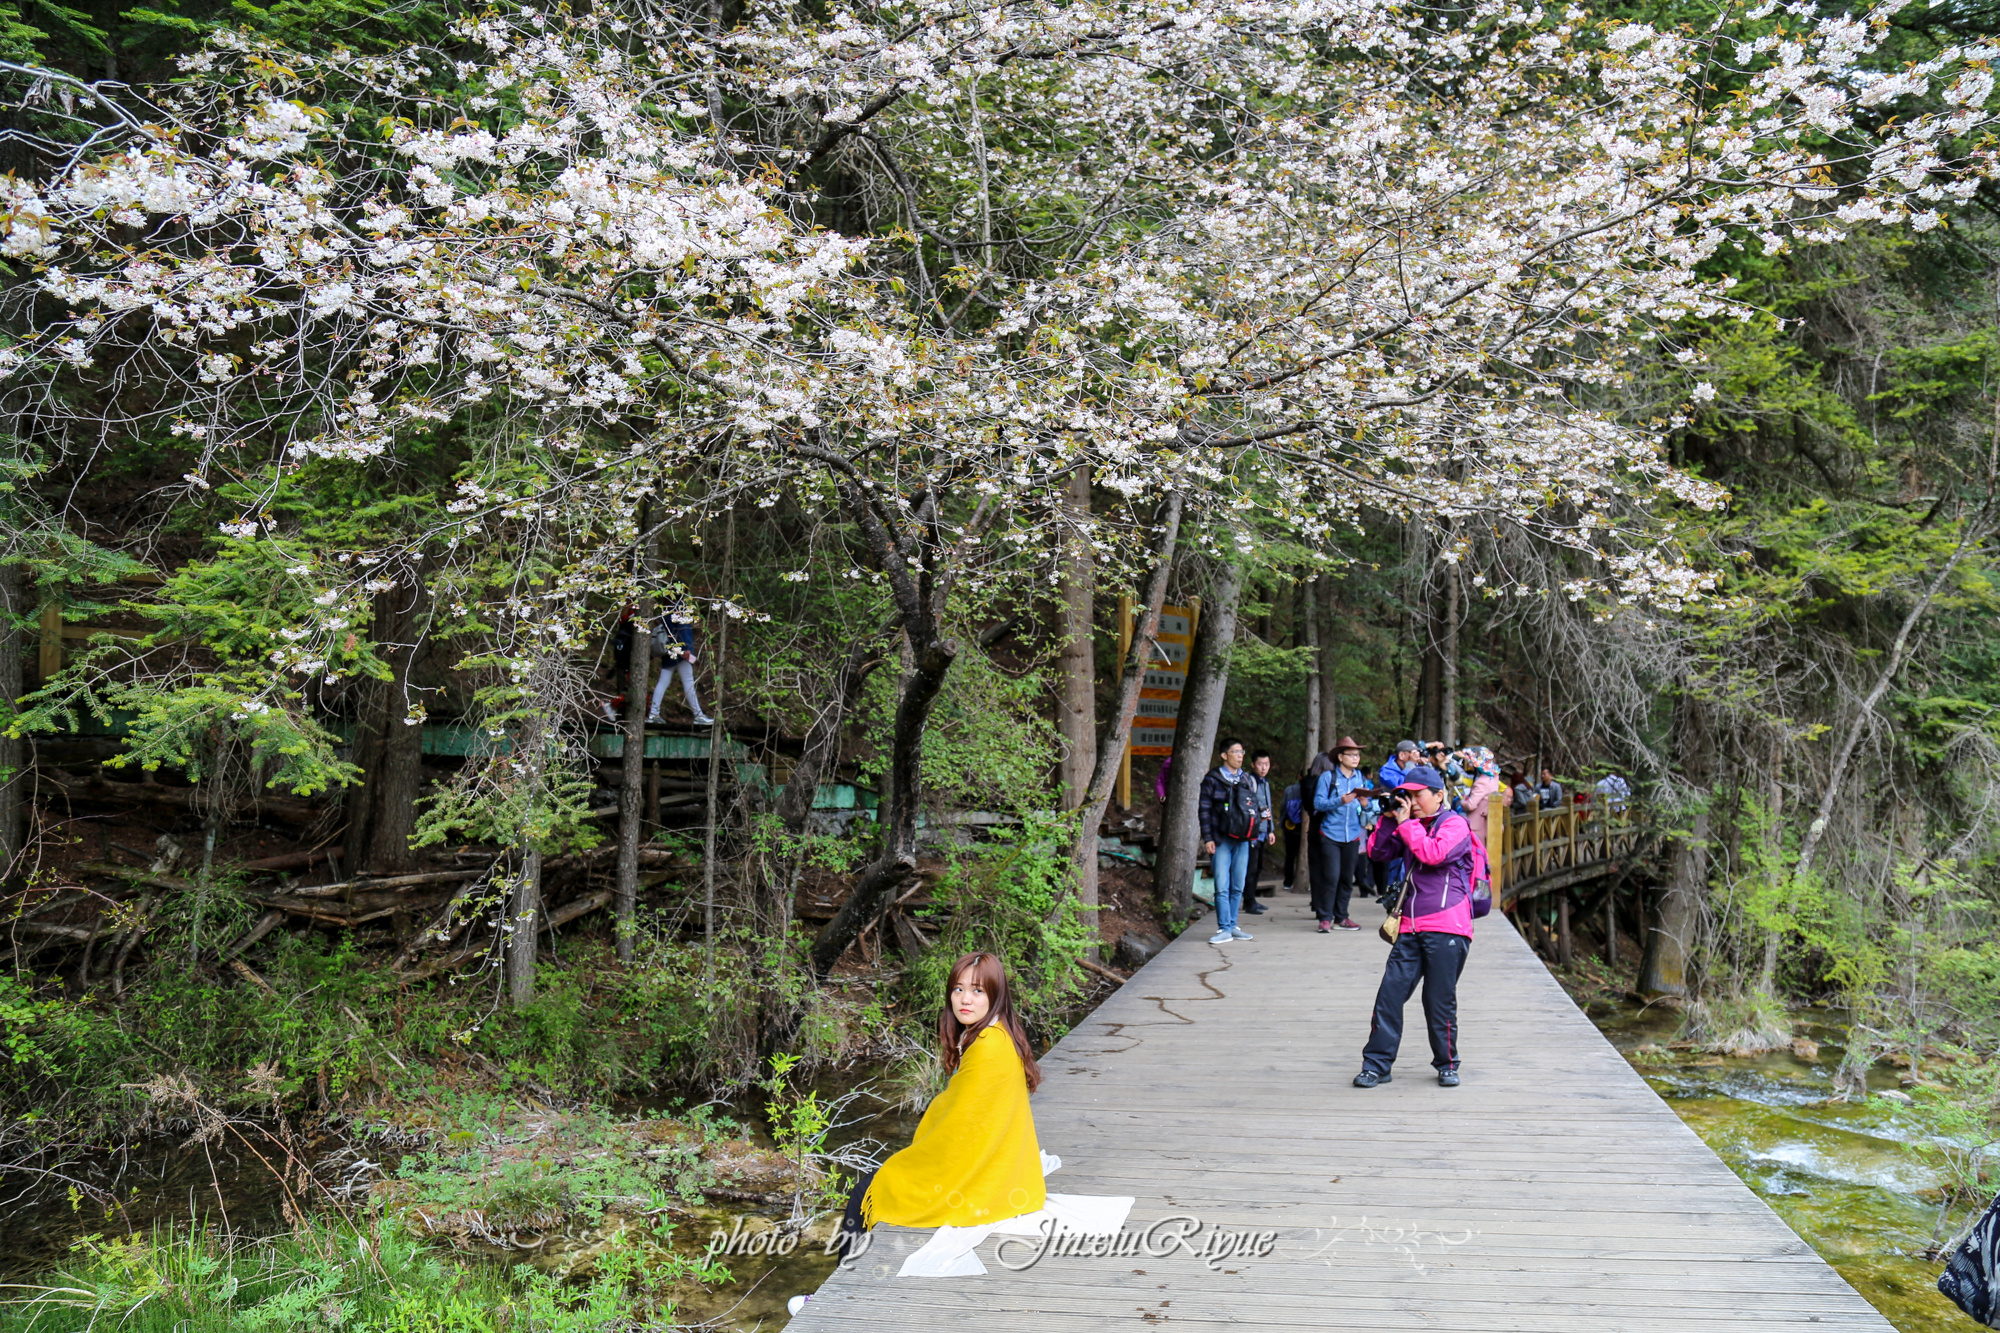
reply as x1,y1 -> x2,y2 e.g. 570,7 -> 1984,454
645,711 -> 663,723
1208,929 -> 1232,944
787,1295 -> 811,1316
1230,927 -> 1255,940
692,713 -> 716,725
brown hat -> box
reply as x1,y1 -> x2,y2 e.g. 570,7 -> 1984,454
1333,736 -> 1361,753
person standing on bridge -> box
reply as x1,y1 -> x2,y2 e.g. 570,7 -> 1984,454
1240,750 -> 1277,916
1200,739 -> 1260,944
1310,737 -> 1368,932
1354,764 -> 1485,1089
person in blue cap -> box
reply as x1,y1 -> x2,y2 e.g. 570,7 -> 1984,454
1353,763 -> 1488,1089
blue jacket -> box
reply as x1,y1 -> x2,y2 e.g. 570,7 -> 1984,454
1380,755 -> 1411,789
1313,768 -> 1370,842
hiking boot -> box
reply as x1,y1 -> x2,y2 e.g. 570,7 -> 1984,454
1353,1069 -> 1391,1088
1438,1066 -> 1461,1087
1208,930 -> 1233,944
1230,926 -> 1254,940
1336,918 -> 1361,931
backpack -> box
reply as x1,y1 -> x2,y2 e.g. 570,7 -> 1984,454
1218,777 -> 1258,841
1941,1192 -> 2000,1326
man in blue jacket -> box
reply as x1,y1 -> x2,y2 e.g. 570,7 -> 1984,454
1310,737 -> 1369,932
1379,739 -> 1420,789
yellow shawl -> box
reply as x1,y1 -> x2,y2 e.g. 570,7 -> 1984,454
862,1024 -> 1045,1228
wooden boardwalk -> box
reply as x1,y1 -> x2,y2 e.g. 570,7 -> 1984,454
791,890 -> 1894,1332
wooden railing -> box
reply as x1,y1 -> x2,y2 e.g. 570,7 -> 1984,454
1486,791 -> 1639,906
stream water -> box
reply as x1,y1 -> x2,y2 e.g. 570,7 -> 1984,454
1586,999 -> 1966,1333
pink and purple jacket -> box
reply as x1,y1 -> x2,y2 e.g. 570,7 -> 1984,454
1366,809 -> 1477,938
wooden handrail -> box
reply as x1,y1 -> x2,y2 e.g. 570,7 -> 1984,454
1491,792 -> 1640,906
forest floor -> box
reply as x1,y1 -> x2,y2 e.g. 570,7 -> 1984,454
1,771 -> 1177,1330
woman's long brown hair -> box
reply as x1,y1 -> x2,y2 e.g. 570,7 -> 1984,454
938,951 -> 1042,1092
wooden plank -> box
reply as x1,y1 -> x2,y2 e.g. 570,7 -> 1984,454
791,911 -> 1893,1332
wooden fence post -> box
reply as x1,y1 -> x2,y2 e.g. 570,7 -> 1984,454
1529,796 -> 1542,876
1487,791 -> 1507,901
1557,891 -> 1572,967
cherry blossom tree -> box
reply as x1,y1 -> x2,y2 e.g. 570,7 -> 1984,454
0,0 -> 1995,974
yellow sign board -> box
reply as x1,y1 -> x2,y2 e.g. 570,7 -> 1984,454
1128,603 -> 1193,757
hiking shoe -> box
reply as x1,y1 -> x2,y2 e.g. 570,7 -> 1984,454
1336,918 -> 1361,931
1353,1069 -> 1391,1088
1208,930 -> 1233,944
1247,903 -> 1269,914
692,713 -> 717,725
645,711 -> 664,724
1230,926 -> 1254,940
1438,1067 -> 1461,1088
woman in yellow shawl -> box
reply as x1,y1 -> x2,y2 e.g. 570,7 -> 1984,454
836,951 -> 1046,1255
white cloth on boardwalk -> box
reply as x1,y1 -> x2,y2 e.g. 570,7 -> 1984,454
896,1152 -> 1136,1277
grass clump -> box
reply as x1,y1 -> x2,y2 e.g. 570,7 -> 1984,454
0,1215 -> 707,1331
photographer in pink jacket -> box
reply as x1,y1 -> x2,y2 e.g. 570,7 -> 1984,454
1353,764 -> 1489,1089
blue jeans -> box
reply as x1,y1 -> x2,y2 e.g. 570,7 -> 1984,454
1211,839 -> 1250,931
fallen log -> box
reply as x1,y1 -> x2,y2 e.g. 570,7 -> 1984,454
75,863 -> 195,893
1079,956 -> 1128,987
287,869 -> 486,899
394,890 -> 616,981
222,910 -> 286,959
12,920 -> 95,941
38,773 -> 326,826
541,890 -> 613,933
228,958 -> 277,995
237,848 -> 343,873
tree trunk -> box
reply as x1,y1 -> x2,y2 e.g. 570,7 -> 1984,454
808,632 -> 954,976
615,508 -> 656,964
1640,696 -> 1713,998
0,561 -> 26,878
1441,560 -> 1460,747
1300,574 -> 1321,768
1057,466 -> 1097,811
1316,575 -> 1338,750
805,467 -> 965,979
346,578 -> 427,875
508,845 -> 541,1007
1156,554 -> 1242,920
1071,492 -> 1184,907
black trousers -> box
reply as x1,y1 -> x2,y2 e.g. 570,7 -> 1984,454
1352,843 -> 1378,897
836,1168 -> 878,1259
1243,842 -> 1264,910
1304,818 -> 1328,913
1326,838 -> 1360,922
1361,931 -> 1470,1073
1309,837 -> 1357,922
1282,822 -> 1302,889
